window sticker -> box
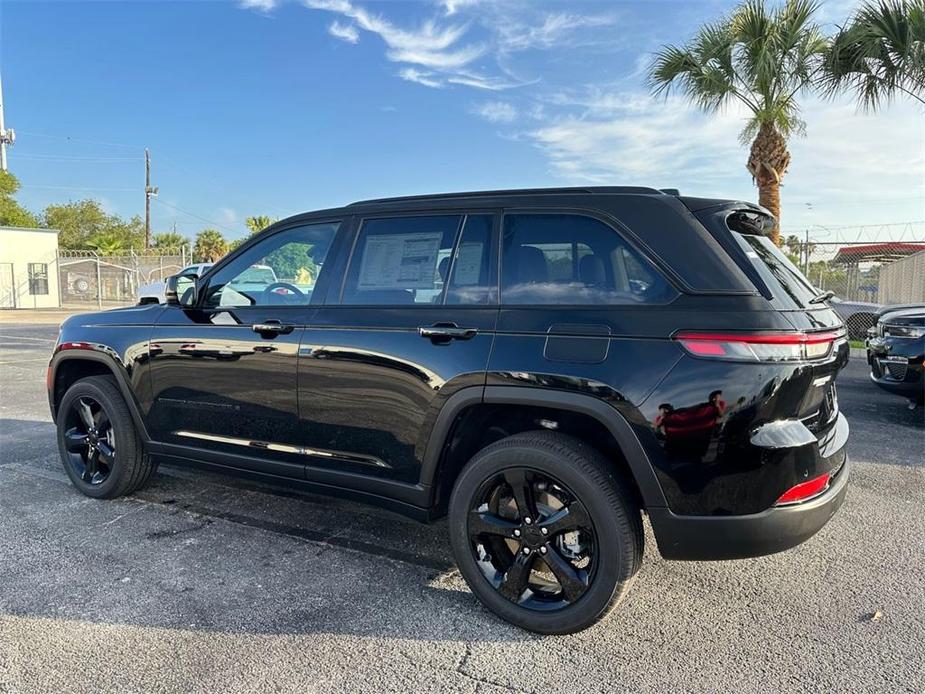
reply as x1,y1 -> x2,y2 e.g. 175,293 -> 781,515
453,242 -> 483,286
358,232 -> 443,290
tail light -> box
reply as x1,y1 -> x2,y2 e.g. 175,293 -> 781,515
775,472 -> 831,505
673,330 -> 844,362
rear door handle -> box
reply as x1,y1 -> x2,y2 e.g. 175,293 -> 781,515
252,319 -> 294,336
419,323 -> 478,341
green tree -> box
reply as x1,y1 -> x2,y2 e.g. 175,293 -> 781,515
823,0 -> 925,108
0,171 -> 39,228
88,231 -> 130,254
648,0 -> 827,244
194,229 -> 228,262
152,231 -> 188,250
245,215 -> 276,234
42,199 -> 144,250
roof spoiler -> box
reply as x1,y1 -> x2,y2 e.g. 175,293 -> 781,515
659,188 -> 681,196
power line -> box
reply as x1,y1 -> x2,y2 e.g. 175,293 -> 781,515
17,154 -> 143,162
15,130 -> 141,150
154,198 -> 237,234
20,183 -> 137,192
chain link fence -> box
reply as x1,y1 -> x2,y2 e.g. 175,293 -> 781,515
57,247 -> 190,308
782,236 -> 925,338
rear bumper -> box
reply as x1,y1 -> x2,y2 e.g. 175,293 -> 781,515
649,441 -> 850,561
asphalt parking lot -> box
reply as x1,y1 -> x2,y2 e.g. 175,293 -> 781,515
1,322 -> 923,693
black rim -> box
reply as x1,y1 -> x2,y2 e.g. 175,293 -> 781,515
468,467 -> 597,611
63,396 -> 115,485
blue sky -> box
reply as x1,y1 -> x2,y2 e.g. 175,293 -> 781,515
2,0 -> 923,243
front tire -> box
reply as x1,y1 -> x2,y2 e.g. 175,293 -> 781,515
56,375 -> 156,499
448,431 -> 643,634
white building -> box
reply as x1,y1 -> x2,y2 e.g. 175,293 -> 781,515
0,226 -> 61,309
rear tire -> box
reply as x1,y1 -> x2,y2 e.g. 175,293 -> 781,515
448,431 -> 643,634
56,375 -> 156,499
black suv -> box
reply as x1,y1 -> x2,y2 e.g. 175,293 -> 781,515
48,187 -> 850,634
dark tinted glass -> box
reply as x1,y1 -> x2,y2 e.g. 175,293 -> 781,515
501,214 -> 675,305
204,223 -> 339,307
446,214 -> 497,305
342,215 -> 461,305
731,232 -> 819,309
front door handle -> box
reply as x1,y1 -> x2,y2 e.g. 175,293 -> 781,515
419,323 -> 478,342
252,319 -> 294,336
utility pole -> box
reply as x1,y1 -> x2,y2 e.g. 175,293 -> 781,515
0,71 -> 16,172
144,148 -> 158,248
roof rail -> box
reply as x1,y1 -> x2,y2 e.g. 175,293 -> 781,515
347,186 -> 665,207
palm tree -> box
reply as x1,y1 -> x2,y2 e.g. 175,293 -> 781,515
151,231 -> 187,250
823,0 -> 925,109
88,232 -> 128,255
648,0 -> 827,244
245,215 -> 276,234
194,229 -> 228,263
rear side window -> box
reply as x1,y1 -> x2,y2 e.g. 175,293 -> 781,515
342,215 -> 461,305
501,213 -> 675,305
728,217 -> 819,308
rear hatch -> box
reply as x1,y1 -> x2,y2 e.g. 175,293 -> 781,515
689,201 -> 849,431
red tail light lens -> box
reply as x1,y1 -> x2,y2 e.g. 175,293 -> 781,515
775,472 -> 831,505
674,330 -> 844,362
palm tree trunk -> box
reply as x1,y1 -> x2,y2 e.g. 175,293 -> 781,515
747,123 -> 790,246
757,178 -> 781,246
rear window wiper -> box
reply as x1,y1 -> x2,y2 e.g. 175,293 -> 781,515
809,290 -> 835,304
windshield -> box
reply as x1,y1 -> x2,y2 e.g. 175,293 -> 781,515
232,266 -> 277,284
731,232 -> 819,309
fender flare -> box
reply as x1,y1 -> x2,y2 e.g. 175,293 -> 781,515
419,385 -> 667,509
50,350 -> 152,442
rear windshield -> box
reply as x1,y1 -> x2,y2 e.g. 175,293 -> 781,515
730,231 -> 819,309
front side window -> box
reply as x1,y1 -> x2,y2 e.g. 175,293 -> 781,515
203,222 -> 339,307
501,214 -> 675,305
342,215 -> 461,305
28,263 -> 49,295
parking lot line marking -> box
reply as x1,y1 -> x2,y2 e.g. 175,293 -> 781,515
0,334 -> 57,343
0,358 -> 51,364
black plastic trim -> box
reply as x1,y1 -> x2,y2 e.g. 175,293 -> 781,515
471,385 -> 668,509
649,457 -> 850,560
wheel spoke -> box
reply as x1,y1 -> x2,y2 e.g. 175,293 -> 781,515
538,501 -> 590,537
77,399 -> 95,431
82,451 -> 99,481
64,428 -> 89,453
498,550 -> 534,602
94,410 -> 110,431
503,469 -> 538,521
468,510 -> 518,538
542,546 -> 588,602
96,441 -> 115,467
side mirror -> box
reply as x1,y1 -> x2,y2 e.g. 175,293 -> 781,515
165,272 -> 199,306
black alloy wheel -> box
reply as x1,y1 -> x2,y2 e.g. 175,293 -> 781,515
449,431 -> 643,634
56,375 -> 157,499
63,395 -> 116,485
468,467 -> 596,610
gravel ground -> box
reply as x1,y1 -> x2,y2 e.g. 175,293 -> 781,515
0,323 -> 923,694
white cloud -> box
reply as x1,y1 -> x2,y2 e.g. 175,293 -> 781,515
239,0 -> 278,11
496,11 -> 616,52
217,207 -> 239,225
328,20 -> 359,43
524,87 -> 925,229
398,68 -> 445,89
304,0 -> 484,71
440,0 -> 480,17
472,101 -> 518,123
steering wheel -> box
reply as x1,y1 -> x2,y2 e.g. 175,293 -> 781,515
261,282 -> 305,304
